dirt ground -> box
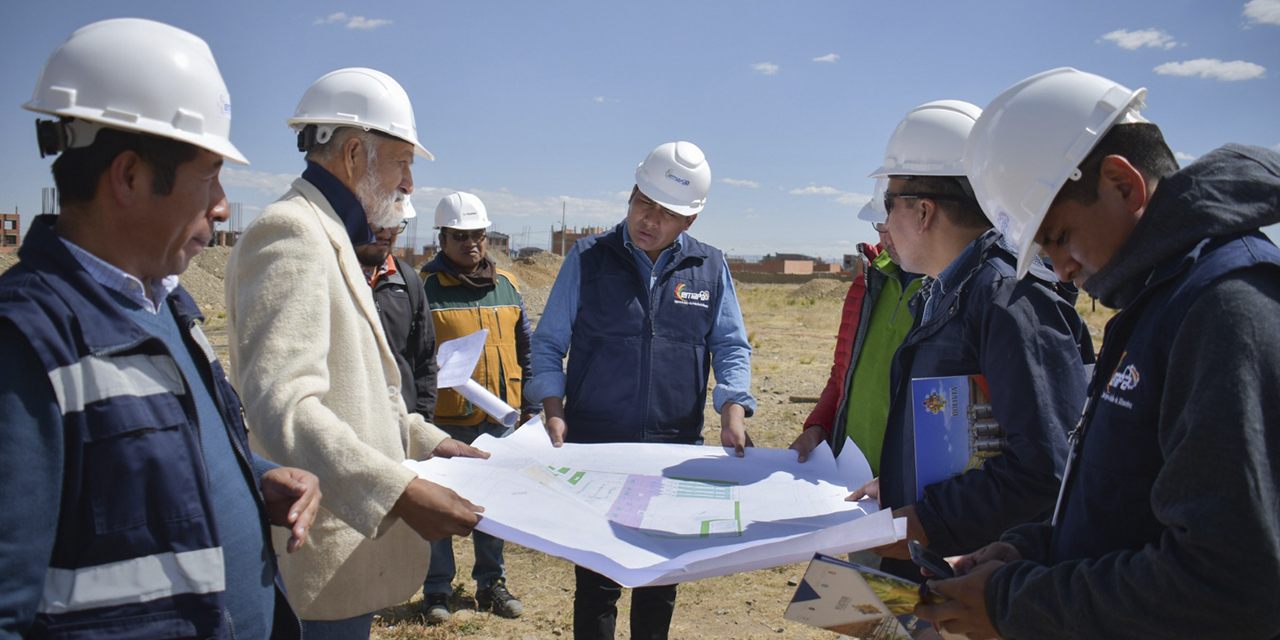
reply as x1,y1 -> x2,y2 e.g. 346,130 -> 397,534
0,245 -> 1113,639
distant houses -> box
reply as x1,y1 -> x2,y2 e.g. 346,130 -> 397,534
1,211 -> 20,253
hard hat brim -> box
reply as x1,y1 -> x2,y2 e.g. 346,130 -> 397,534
285,117 -> 434,161
634,180 -> 703,217
25,104 -> 249,165
856,201 -> 887,223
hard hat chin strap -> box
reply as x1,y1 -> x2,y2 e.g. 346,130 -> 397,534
35,118 -> 103,158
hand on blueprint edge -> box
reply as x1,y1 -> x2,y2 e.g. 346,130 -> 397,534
720,402 -> 752,457
392,477 -> 484,541
540,396 -> 567,447
788,424 -> 828,463
431,437 -> 491,460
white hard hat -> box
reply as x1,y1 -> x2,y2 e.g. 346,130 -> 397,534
288,67 -> 434,160
965,67 -> 1147,279
435,191 -> 491,230
869,100 -> 982,178
396,192 -> 417,220
634,141 -> 711,216
23,18 -> 247,164
857,178 -> 889,223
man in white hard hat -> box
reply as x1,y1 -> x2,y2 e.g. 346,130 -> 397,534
527,141 -> 755,640
355,194 -> 438,422
847,100 -> 1093,581
789,178 -> 924,487
916,68 -> 1280,640
225,68 -> 488,638
418,191 -> 538,623
0,18 -> 320,638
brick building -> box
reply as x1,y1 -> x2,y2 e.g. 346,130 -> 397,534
550,225 -> 606,256
1,212 -> 20,253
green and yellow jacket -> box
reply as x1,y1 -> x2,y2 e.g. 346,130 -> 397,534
421,254 -> 538,427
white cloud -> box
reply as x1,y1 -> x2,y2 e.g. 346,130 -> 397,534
347,16 -> 393,30
221,167 -> 297,197
1099,28 -> 1177,50
1154,58 -> 1266,80
811,53 -> 840,63
593,96 -> 606,103
1174,151 -> 1197,163
1244,0 -> 1280,25
789,185 -> 870,207
789,185 -> 841,195
313,12 -> 393,30
721,177 -> 760,188
751,62 -> 779,75
469,189 -> 622,224
835,192 -> 870,207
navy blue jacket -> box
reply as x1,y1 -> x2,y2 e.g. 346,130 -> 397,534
880,230 -> 1093,564
564,225 -> 723,444
992,144 -> 1280,640
0,216 -> 299,639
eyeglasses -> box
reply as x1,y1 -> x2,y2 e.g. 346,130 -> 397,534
446,229 -> 487,243
373,219 -> 409,234
871,220 -> 889,234
882,192 -> 961,216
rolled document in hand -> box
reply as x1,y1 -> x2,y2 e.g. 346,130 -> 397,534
436,328 -> 519,427
457,378 -> 519,427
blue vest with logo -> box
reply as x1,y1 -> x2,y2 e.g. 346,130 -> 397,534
1052,231 -> 1280,563
564,224 -> 723,444
0,218 -> 297,639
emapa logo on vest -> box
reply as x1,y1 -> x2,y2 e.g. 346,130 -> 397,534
673,283 -> 711,308
1101,361 -> 1140,410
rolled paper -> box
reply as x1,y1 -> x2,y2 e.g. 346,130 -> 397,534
458,378 -> 519,427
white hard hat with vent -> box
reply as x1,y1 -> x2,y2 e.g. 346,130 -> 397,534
24,18 -> 248,164
634,141 -> 711,216
965,67 -> 1147,279
435,192 -> 491,230
869,100 -> 982,178
857,178 -> 890,223
288,67 -> 434,160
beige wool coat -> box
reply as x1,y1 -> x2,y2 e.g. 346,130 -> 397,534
226,177 -> 448,619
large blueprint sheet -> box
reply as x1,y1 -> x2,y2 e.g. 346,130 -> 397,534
404,419 -> 904,587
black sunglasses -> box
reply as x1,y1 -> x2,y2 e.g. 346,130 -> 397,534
883,192 -> 961,216
446,229 -> 487,243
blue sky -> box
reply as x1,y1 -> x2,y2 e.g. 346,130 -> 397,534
3,0 -> 1278,260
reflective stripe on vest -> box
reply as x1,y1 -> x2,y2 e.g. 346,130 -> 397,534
47,353 -> 186,414
39,546 -> 226,614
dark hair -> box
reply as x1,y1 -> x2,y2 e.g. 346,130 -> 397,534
1052,122 -> 1179,207
51,125 -> 200,205
900,175 -> 992,231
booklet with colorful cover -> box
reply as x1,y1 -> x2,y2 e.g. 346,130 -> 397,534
784,553 -> 948,639
910,374 -> 999,501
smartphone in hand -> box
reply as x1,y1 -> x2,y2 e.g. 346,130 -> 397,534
908,540 -> 955,579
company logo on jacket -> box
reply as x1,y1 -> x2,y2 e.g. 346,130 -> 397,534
673,283 -> 711,308
1101,356 -> 1139,410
